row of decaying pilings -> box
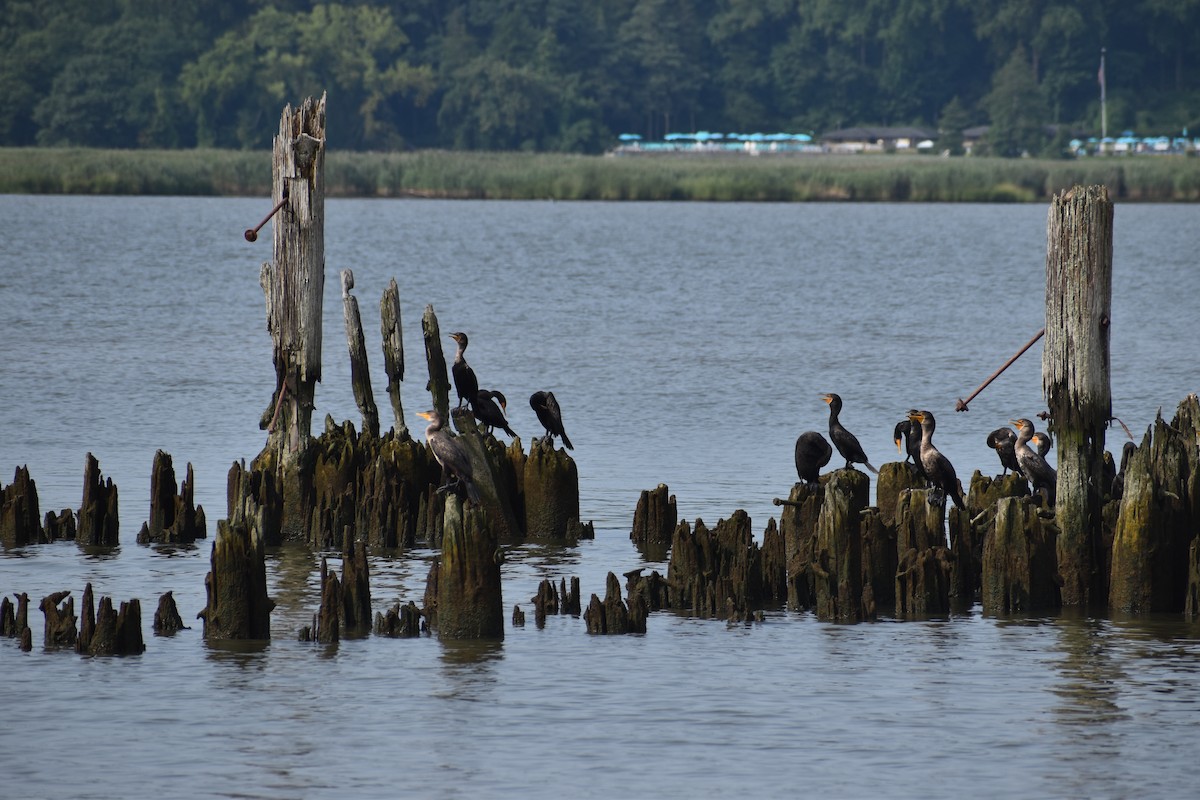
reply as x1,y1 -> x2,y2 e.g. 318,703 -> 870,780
625,393 -> 1200,622
0,583 -> 185,654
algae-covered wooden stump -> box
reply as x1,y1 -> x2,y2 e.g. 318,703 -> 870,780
778,481 -> 824,610
584,572 -> 644,634
981,497 -> 1061,614
876,462 -> 925,528
1,465 -> 42,547
894,488 -> 952,616
1111,400 -> 1198,612
40,590 -> 76,648
524,436 -> 580,540
85,595 -> 145,656
199,518 -> 275,639
340,535 -> 372,633
140,450 -> 206,545
258,94 -> 326,541
78,453 -> 119,546
153,591 -> 186,634
435,497 -> 503,640
631,483 -> 676,559
666,510 -> 765,618
812,469 -> 869,623
451,409 -> 525,540
1044,185 -> 1113,609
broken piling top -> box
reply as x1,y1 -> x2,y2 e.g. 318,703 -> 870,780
1043,184 -> 1113,609
261,93 -> 327,455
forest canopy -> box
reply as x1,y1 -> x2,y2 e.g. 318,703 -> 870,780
1,0 -> 1197,155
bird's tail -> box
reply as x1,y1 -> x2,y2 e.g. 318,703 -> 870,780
561,431 -> 574,450
464,479 -> 481,504
503,423 -> 517,438
864,461 -> 878,475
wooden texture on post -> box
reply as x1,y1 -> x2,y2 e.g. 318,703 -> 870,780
436,497 -> 503,639
340,269 -> 380,438
421,304 -> 451,423
380,278 -> 408,439
1043,184 -> 1113,608
259,94 -> 326,538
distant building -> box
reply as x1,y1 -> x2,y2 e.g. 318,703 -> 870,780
819,126 -> 938,152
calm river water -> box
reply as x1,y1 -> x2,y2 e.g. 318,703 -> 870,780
1,195 -> 1198,798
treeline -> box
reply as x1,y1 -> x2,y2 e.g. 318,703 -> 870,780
2,0 -> 1198,156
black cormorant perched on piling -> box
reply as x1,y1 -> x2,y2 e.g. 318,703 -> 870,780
530,391 -> 573,449
794,431 -> 833,488
821,393 -> 877,474
473,390 -> 516,438
894,411 -> 925,479
1011,418 -> 1056,506
448,331 -> 479,409
908,410 -> 965,510
418,409 -> 481,503
986,426 -> 1024,477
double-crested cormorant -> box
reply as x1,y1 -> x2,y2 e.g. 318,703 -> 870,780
821,393 -> 877,474
986,426 -> 1024,477
418,409 -> 481,503
908,410 -> 965,509
894,410 -> 926,479
1030,430 -> 1053,459
794,431 -> 833,487
448,332 -> 479,409
473,389 -> 516,438
1011,418 -> 1056,506
530,390 -> 573,449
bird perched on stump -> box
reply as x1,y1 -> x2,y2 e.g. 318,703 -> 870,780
821,393 -> 877,473
895,410 -> 926,480
473,389 -> 516,438
1011,418 -> 1056,506
986,427 -> 1024,477
794,431 -> 833,488
418,409 -> 480,503
530,391 -> 573,449
448,331 -> 479,410
908,410 -> 965,510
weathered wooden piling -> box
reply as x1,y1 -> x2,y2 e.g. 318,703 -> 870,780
433,496 -> 503,639
259,93 -> 326,541
1,465 -> 41,548
1043,184 -> 1113,609
523,436 -> 579,540
227,459 -> 284,547
584,572 -> 645,634
812,469 -> 868,623
893,488 -> 952,616
533,578 -> 559,627
340,534 -> 372,633
631,483 -> 676,559
451,409 -> 525,540
958,470 -> 1030,605
316,558 -> 341,643
421,304 -> 451,423
78,453 -> 119,546
40,590 -> 76,648
374,600 -> 424,637
139,451 -> 206,544
666,510 -> 765,618
779,481 -> 824,610
380,278 -> 408,439
153,591 -> 186,634
1111,400 -> 1197,612
981,497 -> 1061,614
198,518 -> 275,639
43,508 -> 76,542
86,595 -> 145,656
341,269 -> 380,439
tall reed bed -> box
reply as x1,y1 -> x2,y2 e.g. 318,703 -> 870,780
2,148 -> 1197,201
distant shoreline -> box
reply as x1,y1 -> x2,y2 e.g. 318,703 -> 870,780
2,147 -> 1197,202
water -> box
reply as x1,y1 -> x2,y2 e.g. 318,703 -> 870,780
2,196 -> 1199,798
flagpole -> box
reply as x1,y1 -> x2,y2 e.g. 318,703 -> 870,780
1100,47 -> 1107,141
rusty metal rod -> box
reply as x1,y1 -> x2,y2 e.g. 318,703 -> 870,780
955,327 -> 1045,412
244,196 -> 287,242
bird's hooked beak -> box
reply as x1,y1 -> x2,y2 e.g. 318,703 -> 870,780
820,394 -> 833,405
417,411 -> 433,421
908,411 -> 924,423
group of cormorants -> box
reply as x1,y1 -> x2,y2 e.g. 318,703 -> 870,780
795,393 -> 1085,511
421,330 -> 574,502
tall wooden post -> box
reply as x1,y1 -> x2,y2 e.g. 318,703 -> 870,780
341,269 -> 380,438
259,94 -> 326,539
380,278 -> 409,439
1043,184 -> 1113,608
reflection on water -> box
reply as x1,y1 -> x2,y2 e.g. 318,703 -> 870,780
1051,618 -> 1130,727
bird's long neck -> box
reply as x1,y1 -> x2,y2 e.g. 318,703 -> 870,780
1015,426 -> 1033,448
454,343 -> 466,362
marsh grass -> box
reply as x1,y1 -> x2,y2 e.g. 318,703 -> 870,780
2,148 -> 1197,201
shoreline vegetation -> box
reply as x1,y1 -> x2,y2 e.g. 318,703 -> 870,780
2,147 -> 1199,202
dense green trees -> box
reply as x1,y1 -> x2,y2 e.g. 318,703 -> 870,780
1,0 -> 1196,154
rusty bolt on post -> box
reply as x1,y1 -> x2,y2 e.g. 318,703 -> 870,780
244,195 -> 288,242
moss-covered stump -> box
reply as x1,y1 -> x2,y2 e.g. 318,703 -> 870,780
760,518 -> 787,606
1,465 -> 42,547
87,596 -> 145,656
9,592 -> 30,640
316,559 -> 341,643
434,497 -> 503,640
40,590 -> 76,648
625,568 -> 671,613
631,483 -> 677,559
139,451 -> 206,545
374,601 -> 423,637
876,461 -> 925,527
778,481 -> 825,611
860,508 -> 895,616
809,469 -> 869,623
309,418 -> 362,549
0,595 -> 16,637
895,547 -> 953,617
523,435 -> 579,541
363,434 -> 436,548
584,572 -> 644,634
77,453 -> 119,546
153,591 -> 186,634
42,508 -> 76,542
955,471 -> 1032,608
1110,410 -> 1194,612
228,459 -> 283,547
561,576 -> 581,615
981,497 -> 1061,614
666,510 -> 764,618
532,578 -> 559,626
450,408 -> 524,540
340,535 -> 371,634
894,488 -> 947,554
199,518 -> 275,640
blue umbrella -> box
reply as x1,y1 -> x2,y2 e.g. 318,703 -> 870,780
618,133 -> 642,141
